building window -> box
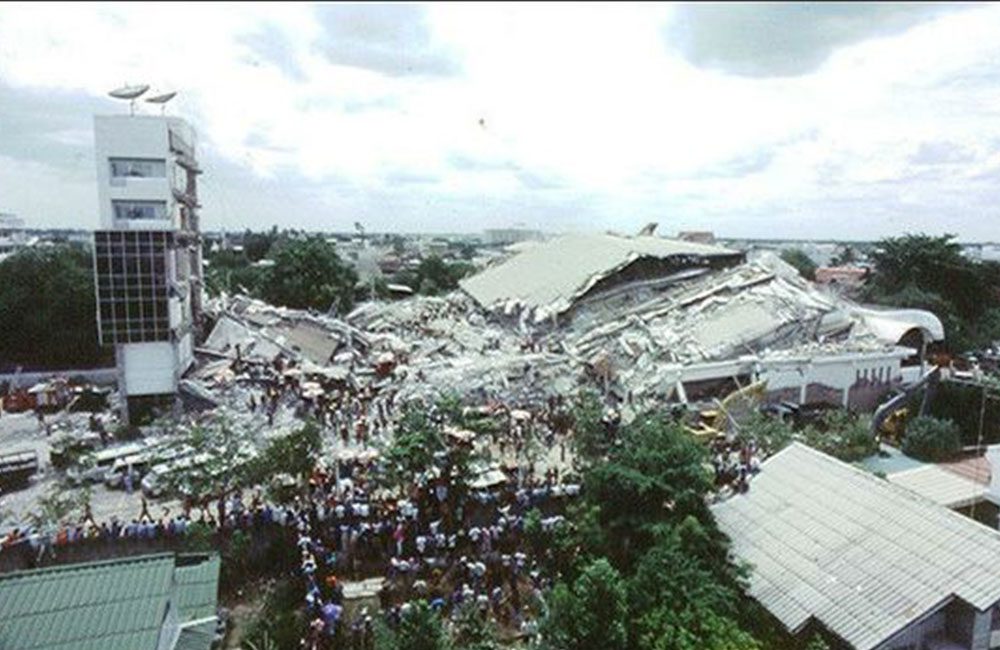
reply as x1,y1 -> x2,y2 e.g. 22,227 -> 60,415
112,200 -> 167,221
109,158 -> 166,178
94,230 -> 173,345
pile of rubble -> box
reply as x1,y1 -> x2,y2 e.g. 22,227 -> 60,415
193,246 -> 937,413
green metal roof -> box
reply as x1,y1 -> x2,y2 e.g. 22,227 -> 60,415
0,553 -> 175,650
0,552 -> 221,650
173,554 -> 221,622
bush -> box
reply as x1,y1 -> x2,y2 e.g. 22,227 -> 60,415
903,416 -> 962,462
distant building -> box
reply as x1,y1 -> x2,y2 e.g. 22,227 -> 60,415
815,265 -> 868,288
482,228 -> 543,246
92,114 -> 204,422
0,212 -> 33,261
714,443 -> 1000,650
676,230 -> 716,245
0,552 -> 220,650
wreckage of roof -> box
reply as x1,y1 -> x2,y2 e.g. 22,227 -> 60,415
458,233 -> 741,320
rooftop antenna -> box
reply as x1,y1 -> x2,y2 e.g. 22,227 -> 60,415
145,90 -> 178,115
108,83 -> 150,116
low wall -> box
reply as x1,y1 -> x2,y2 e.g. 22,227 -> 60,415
0,367 -> 117,390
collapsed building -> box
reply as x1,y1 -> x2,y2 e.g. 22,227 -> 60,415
193,229 -> 944,416
458,231 -> 944,410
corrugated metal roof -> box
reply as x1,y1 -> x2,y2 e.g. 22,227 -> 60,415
0,553 -> 175,650
174,554 -> 221,622
0,552 -> 221,650
712,443 -> 1000,650
887,465 -> 987,509
459,233 -> 738,317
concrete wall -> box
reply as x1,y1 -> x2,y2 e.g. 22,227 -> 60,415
873,598 -> 997,650
122,342 -> 177,395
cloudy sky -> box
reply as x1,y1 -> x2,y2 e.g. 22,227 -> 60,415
1,2 -> 999,240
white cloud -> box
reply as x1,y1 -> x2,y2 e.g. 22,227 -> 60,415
1,2 -> 1000,238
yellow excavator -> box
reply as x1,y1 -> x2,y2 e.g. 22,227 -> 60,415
685,380 -> 769,440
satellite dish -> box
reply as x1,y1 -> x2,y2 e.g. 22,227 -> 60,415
146,91 -> 177,104
109,84 -> 149,100
108,84 -> 150,115
146,91 -> 178,115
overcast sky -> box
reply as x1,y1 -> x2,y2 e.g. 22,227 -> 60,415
2,2 -> 1000,240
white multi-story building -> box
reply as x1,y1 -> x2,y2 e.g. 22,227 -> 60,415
0,212 -> 33,262
92,114 -> 203,422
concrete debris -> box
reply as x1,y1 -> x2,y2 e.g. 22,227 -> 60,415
190,241 -> 945,414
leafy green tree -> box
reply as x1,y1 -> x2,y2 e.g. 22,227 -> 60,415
863,233 -> 1000,352
396,601 -> 450,650
242,578 -> 306,650
0,245 -> 112,369
802,634 -> 832,650
802,411 -> 876,462
637,607 -> 761,650
381,406 -> 446,491
831,245 -> 858,267
203,247 -> 269,297
259,236 -> 358,314
451,602 -> 501,650
780,249 -> 818,281
628,521 -> 756,650
903,416 -> 962,461
542,558 -> 628,650
243,226 -> 283,262
250,420 -> 323,484
568,390 -> 611,465
585,413 -> 715,564
28,484 -> 92,532
392,256 -> 474,296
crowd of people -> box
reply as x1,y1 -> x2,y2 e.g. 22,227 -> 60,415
292,419 -> 580,648
710,435 -> 763,495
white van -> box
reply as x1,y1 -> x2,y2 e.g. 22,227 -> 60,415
66,442 -> 147,486
103,453 -> 152,489
141,452 -> 211,498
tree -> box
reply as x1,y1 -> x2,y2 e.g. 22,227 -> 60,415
250,420 -> 323,484
542,558 -> 628,650
203,248 -> 269,297
381,406 -> 447,492
780,249 -> 817,281
393,256 -> 475,296
801,410 -> 876,462
0,245 -> 113,370
395,601 -> 450,650
451,602 -> 501,650
628,522 -> 756,650
585,413 -> 715,564
568,390 -> 612,466
863,234 -> 1000,352
243,226 -> 282,262
831,245 -> 858,267
903,416 -> 962,462
738,409 -> 876,462
29,484 -> 92,532
259,236 -> 358,314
